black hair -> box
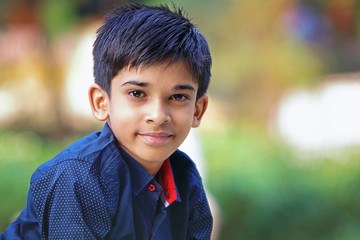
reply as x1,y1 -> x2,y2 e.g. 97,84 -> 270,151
93,3 -> 211,99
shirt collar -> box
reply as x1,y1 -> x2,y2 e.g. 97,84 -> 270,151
99,122 -> 116,144
121,150 -> 182,207
159,159 -> 180,207
117,145 -> 182,206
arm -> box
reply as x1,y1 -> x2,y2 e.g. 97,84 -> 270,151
1,202 -> 41,240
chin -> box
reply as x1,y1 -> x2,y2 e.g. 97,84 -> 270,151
141,150 -> 175,163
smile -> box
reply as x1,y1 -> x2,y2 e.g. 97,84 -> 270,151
138,132 -> 173,145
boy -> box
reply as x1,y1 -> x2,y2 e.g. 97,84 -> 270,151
1,3 -> 212,239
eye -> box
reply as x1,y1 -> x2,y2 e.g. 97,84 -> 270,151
171,94 -> 188,101
129,90 -> 145,98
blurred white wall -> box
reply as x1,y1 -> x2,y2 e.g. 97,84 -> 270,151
274,75 -> 360,154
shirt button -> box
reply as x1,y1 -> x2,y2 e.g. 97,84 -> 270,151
148,184 -> 156,192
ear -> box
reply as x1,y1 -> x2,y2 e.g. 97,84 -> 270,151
88,83 -> 109,121
192,94 -> 209,128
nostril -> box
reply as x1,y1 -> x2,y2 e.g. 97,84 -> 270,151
145,113 -> 171,126
144,100 -> 171,126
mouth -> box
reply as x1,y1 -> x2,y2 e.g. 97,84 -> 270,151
138,132 -> 173,145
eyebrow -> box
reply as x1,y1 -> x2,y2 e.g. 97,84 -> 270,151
174,84 -> 196,92
122,80 -> 195,92
121,80 -> 149,87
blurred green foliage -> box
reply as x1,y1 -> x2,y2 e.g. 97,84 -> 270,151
38,0 -> 79,39
0,130 -> 78,230
203,123 -> 360,240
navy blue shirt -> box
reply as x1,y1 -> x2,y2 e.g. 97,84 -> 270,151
1,123 -> 212,239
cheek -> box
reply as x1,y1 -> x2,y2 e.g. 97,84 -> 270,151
172,108 -> 195,131
176,106 -> 195,122
111,109 -> 138,140
111,101 -> 140,120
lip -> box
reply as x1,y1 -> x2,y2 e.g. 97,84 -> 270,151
138,132 -> 173,145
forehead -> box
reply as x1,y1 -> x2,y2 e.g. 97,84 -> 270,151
113,60 -> 198,87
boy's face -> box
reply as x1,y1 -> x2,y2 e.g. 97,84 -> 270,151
89,61 -> 208,176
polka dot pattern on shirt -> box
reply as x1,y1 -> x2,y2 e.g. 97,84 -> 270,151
30,159 -> 113,240
187,189 -> 213,240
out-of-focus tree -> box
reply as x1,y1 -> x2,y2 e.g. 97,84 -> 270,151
0,0 -> 129,136
209,0 -> 324,122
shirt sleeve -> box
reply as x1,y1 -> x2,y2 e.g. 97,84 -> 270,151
187,188 -> 213,240
1,201 -> 41,240
22,160 -> 112,240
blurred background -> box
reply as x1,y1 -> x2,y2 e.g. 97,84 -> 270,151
1,0 -> 360,239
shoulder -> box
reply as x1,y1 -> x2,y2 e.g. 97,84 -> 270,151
31,124 -> 120,182
170,150 -> 201,180
29,124 -> 122,214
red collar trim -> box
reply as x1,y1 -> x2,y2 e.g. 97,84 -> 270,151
160,159 -> 177,207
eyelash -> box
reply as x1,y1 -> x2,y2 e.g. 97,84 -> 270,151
171,94 -> 188,101
128,91 -> 189,102
128,90 -> 145,98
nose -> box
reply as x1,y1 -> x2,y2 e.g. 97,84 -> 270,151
145,99 -> 171,126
